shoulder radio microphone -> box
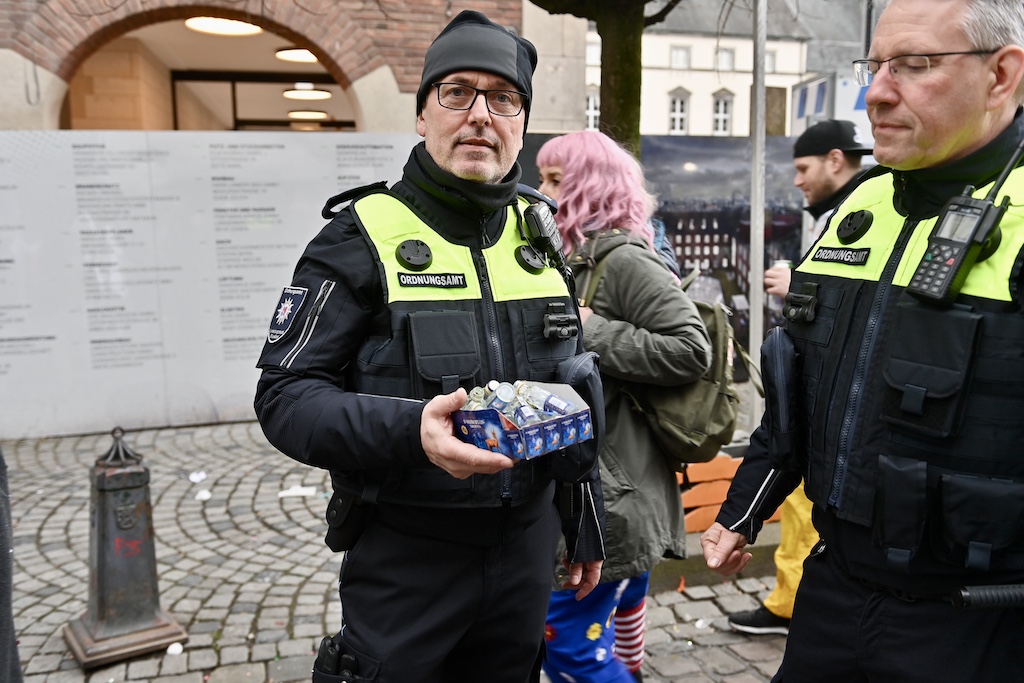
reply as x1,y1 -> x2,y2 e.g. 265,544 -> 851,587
907,135 -> 1024,306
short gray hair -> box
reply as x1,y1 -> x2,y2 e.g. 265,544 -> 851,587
873,0 -> 1024,100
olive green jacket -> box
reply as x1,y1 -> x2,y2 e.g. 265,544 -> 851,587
558,229 -> 712,584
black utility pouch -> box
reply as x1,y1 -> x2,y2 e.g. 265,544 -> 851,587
873,453 -> 928,571
312,632 -> 381,682
548,351 -> 604,483
324,490 -> 373,553
933,473 -> 1024,572
880,302 -> 982,438
408,310 -> 481,395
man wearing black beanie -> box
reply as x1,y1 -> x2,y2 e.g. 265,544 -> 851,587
255,9 -> 606,683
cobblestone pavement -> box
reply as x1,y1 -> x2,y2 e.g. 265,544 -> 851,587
6,423 -> 783,683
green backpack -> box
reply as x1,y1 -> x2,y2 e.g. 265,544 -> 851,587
582,251 -> 763,469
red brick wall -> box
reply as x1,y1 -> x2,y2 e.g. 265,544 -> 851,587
2,0 -> 523,88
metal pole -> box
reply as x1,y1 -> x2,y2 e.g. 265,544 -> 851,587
864,0 -> 874,56
747,0 -> 767,428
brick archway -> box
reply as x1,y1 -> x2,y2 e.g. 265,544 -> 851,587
7,0 -> 523,95
13,1 -> 383,89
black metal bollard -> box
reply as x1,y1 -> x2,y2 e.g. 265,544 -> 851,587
63,427 -> 188,669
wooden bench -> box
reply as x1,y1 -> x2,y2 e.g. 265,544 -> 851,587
680,453 -> 781,532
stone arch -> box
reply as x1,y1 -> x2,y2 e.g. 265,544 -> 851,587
3,1 -> 526,130
13,1 -> 384,90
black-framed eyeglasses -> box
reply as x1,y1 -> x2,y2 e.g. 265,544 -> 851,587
431,82 -> 527,117
852,50 -> 999,86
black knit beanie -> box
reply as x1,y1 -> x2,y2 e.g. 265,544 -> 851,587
416,10 -> 537,130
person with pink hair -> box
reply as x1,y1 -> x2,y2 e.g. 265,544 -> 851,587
536,130 -> 712,682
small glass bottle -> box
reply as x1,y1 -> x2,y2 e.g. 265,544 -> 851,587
468,386 -> 486,404
515,381 -> 576,416
508,398 -> 542,426
485,382 -> 517,412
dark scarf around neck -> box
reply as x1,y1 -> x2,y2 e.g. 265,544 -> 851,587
409,142 -> 522,215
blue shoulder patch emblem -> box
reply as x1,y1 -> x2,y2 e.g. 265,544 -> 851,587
267,286 -> 308,343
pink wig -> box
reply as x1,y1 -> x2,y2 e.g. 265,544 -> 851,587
536,130 -> 656,253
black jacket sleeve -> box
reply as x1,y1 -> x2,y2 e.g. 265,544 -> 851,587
715,327 -> 804,543
715,417 -> 801,543
253,210 -> 429,473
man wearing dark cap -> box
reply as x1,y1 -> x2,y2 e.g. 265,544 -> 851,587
730,120 -> 872,638
765,119 -> 873,296
254,10 -> 605,683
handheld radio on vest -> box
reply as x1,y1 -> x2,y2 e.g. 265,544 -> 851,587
524,201 -> 565,267
907,136 -> 1024,306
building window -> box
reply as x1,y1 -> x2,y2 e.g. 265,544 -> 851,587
586,42 -> 601,66
669,97 -> 687,134
586,93 -> 600,130
765,50 -> 777,74
715,48 -> 735,71
668,87 -> 689,135
713,90 -> 733,136
670,46 -> 690,70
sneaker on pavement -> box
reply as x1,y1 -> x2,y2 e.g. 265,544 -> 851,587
728,605 -> 790,635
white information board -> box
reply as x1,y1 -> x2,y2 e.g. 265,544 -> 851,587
0,131 -> 419,438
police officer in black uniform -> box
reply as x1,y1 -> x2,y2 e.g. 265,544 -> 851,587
255,10 -> 605,683
702,0 -> 1024,681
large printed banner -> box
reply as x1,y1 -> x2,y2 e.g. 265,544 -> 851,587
0,131 -> 419,438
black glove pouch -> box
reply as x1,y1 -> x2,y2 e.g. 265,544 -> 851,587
548,351 -> 604,483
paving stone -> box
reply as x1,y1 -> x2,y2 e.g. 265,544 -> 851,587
692,646 -> 748,676
682,585 -> 715,600
206,663 -> 266,683
266,656 -> 312,683
250,644 -> 278,662
645,605 -> 677,629
735,577 -> 767,594
672,600 -> 725,623
728,639 -> 786,662
188,648 -> 219,670
148,674 -> 203,683
715,593 -> 761,614
651,590 -> 685,606
218,645 -> 250,665
124,658 -> 161,680
647,651 -> 702,678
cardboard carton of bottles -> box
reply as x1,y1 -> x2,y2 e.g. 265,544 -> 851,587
452,382 -> 592,460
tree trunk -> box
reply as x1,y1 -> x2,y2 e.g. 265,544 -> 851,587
594,4 -> 644,156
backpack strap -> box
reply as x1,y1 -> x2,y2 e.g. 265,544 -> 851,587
580,252 -> 611,307
577,238 -> 615,307
678,266 -> 701,291
736,341 -> 765,397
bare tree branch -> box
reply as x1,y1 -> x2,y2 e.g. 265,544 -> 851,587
643,0 -> 685,28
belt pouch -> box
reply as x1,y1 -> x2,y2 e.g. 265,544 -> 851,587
936,473 -> 1024,571
873,453 -> 928,571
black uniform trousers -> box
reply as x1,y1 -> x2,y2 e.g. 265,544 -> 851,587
333,501 -> 561,683
772,543 -> 1024,683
